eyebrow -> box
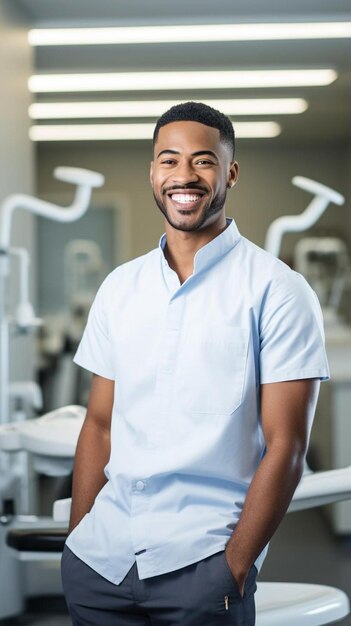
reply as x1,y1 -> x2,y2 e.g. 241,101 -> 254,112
156,149 -> 219,161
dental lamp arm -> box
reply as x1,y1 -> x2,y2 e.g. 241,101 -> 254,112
0,166 -> 104,426
0,167 -> 104,250
10,248 -> 42,329
10,248 -> 30,304
264,177 -> 345,258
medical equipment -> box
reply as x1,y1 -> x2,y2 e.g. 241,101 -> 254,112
39,239 -> 105,355
0,166 -> 104,619
64,239 -> 105,333
265,176 -> 345,258
0,166 -> 104,428
38,239 -> 105,410
0,405 -> 85,477
311,333 -> 351,536
294,237 -> 351,327
9,247 -> 42,330
265,176 -> 351,538
0,166 -> 104,504
1,168 -> 104,495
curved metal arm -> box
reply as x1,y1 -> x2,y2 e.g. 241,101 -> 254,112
0,166 -> 104,427
0,167 -> 104,250
264,176 -> 345,258
10,248 -> 42,329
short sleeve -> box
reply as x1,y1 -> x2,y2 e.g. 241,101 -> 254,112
259,272 -> 330,384
73,278 -> 115,380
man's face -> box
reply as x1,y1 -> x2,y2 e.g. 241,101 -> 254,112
150,121 -> 238,233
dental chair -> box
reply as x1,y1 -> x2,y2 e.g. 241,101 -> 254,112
1,406 -> 350,625
0,406 -> 84,619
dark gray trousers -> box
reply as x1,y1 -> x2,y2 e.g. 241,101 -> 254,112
61,545 -> 257,626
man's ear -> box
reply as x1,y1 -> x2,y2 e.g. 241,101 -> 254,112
150,161 -> 154,187
228,161 -> 239,188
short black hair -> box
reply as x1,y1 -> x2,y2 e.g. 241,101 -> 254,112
153,101 -> 235,159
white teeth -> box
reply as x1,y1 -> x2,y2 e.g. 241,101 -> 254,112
171,194 -> 201,203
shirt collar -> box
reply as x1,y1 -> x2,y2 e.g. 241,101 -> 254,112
158,218 -> 241,276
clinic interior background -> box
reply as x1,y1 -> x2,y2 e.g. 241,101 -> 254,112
1,0 -> 351,448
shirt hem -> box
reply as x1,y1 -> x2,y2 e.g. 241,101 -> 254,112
65,537 -> 127,585
137,545 -> 228,580
65,539 -> 267,583
73,356 -> 115,381
260,368 -> 330,384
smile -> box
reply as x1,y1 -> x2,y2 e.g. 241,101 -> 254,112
170,194 -> 202,204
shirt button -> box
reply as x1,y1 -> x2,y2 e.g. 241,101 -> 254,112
136,480 -> 145,491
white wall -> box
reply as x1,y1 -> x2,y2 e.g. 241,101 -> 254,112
0,0 -> 35,382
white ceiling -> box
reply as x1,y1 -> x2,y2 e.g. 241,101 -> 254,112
17,0 -> 351,145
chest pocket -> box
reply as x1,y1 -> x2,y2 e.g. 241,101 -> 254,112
176,325 -> 249,415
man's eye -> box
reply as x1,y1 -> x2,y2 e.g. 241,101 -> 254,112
196,160 -> 214,166
161,159 -> 176,165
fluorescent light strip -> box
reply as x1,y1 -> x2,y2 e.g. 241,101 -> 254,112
29,122 -> 281,141
29,98 -> 308,119
28,22 -> 351,46
28,70 -> 337,93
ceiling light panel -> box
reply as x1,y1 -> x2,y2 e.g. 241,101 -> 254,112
29,98 -> 308,119
28,70 -> 337,93
29,122 -> 281,141
28,22 -> 351,46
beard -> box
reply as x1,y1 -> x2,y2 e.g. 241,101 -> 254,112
153,187 -> 227,232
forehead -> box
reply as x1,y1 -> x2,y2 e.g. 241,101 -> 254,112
154,120 -> 229,159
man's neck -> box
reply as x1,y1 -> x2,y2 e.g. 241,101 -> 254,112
163,219 -> 228,284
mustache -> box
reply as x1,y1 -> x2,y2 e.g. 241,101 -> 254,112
163,184 -> 208,195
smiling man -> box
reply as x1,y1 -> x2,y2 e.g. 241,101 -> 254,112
152,118 -> 237,231
61,102 -> 329,626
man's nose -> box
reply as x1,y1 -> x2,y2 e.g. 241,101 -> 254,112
171,161 -> 199,184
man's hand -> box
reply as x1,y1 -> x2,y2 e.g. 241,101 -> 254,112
224,547 -> 246,597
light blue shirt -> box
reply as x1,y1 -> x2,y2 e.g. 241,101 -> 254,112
67,218 -> 329,584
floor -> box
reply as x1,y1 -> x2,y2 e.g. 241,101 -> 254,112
1,507 -> 350,625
